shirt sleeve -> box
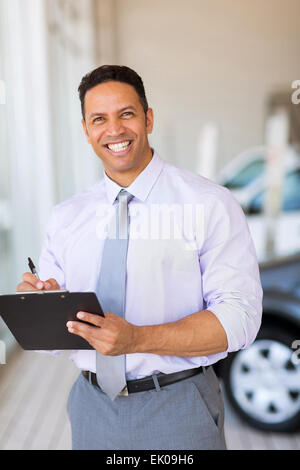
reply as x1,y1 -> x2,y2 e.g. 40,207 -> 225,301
38,208 -> 66,289
36,207 -> 66,356
199,187 -> 263,352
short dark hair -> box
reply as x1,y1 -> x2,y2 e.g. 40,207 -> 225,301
78,65 -> 149,120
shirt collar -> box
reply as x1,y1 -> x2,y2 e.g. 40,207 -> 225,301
104,150 -> 164,204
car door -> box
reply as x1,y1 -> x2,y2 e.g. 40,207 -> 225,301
275,168 -> 300,257
245,168 -> 300,261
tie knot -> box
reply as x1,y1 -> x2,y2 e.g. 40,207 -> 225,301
117,189 -> 134,204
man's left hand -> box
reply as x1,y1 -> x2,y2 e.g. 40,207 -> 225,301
66,312 -> 138,355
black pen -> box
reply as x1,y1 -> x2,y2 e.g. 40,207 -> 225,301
28,257 -> 40,279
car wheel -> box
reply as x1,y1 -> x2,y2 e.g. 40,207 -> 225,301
221,324 -> 300,432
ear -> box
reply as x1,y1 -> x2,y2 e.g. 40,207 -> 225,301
146,108 -> 154,135
81,119 -> 91,144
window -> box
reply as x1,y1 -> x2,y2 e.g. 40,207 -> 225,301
282,169 -> 300,211
246,168 -> 300,214
224,158 -> 265,189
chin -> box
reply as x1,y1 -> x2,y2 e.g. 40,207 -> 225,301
105,158 -> 135,174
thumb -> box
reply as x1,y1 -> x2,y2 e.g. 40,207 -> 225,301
44,278 -> 61,290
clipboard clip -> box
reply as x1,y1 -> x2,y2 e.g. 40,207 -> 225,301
15,290 -> 69,297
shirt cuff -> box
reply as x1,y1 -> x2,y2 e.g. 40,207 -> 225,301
207,301 -> 259,353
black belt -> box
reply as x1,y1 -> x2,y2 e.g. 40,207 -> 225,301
82,367 -> 204,394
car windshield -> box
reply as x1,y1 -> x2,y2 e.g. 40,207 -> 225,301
246,168 -> 300,214
223,158 -> 265,189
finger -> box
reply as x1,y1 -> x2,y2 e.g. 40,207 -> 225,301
66,323 -> 108,352
44,278 -> 60,290
66,321 -> 99,342
76,311 -> 104,327
17,282 -> 41,292
22,272 -> 44,290
66,322 -> 93,347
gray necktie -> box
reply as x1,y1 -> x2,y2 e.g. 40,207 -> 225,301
95,189 -> 133,400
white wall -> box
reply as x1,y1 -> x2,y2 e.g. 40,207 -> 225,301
103,0 -> 300,173
0,7 -> 11,294
46,0 -> 102,202
0,0 -> 101,293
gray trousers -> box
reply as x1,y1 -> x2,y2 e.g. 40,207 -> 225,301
67,366 -> 227,450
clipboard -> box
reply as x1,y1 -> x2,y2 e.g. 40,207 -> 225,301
0,291 -> 104,350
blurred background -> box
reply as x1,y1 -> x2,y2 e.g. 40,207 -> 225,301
0,0 -> 300,450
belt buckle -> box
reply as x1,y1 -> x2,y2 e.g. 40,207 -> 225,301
118,385 -> 129,397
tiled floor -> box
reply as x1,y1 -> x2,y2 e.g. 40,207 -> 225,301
0,346 -> 299,450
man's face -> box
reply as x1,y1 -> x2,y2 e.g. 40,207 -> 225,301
82,81 -> 154,182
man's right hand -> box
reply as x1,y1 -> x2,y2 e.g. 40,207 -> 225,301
17,273 -> 61,292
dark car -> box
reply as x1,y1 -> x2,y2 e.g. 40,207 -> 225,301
215,254 -> 300,432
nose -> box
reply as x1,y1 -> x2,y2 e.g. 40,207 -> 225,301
106,117 -> 126,137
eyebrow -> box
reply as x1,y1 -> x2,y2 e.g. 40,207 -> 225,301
88,106 -> 137,119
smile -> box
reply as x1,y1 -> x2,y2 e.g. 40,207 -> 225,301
105,140 -> 132,154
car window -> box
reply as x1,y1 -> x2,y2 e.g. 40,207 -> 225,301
246,168 -> 300,214
247,191 -> 263,214
282,168 -> 300,211
223,159 -> 265,189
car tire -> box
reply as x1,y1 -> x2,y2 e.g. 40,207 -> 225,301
221,323 -> 300,432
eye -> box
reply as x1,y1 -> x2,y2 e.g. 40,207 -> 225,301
121,111 -> 133,118
93,116 -> 105,123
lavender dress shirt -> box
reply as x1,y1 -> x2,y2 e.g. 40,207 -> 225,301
38,151 -> 263,380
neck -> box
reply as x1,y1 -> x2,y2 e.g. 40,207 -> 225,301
105,148 -> 153,188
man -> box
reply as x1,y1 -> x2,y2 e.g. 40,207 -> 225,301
17,65 -> 263,450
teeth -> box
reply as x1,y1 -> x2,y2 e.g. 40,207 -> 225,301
107,141 -> 130,152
